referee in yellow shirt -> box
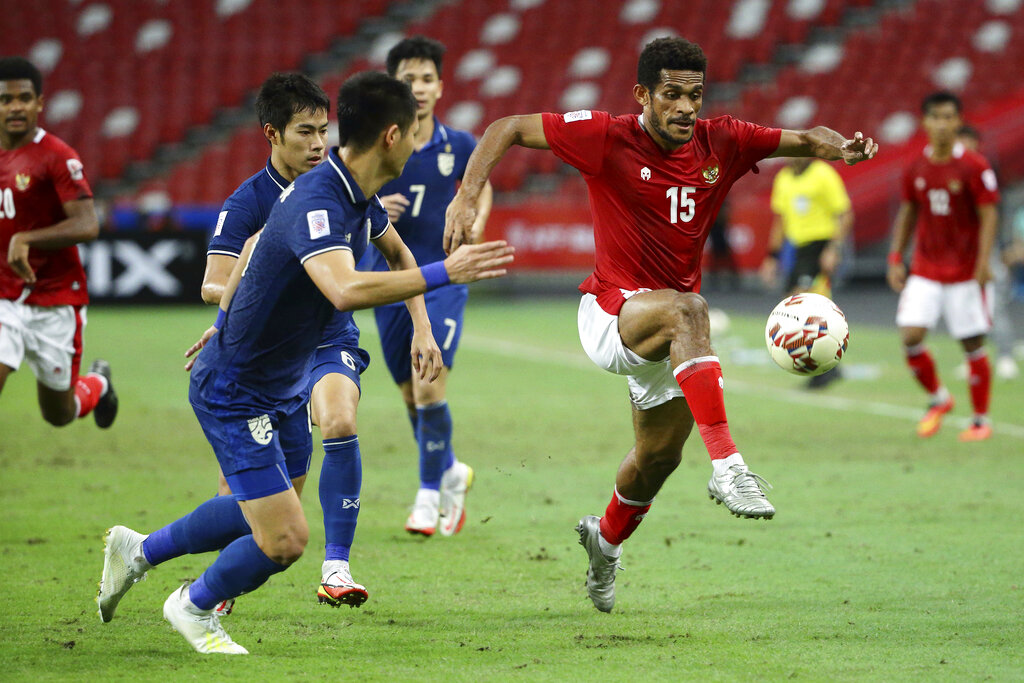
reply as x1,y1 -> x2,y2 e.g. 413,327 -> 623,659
762,157 -> 853,387
762,157 -> 852,298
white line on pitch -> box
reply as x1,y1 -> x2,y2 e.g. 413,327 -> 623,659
458,333 -> 1024,440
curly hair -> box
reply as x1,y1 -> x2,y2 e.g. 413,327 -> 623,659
637,37 -> 707,91
386,35 -> 446,78
0,56 -> 43,95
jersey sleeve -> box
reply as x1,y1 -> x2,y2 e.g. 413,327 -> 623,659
968,156 -> 1000,206
369,197 -> 390,240
47,143 -> 92,203
290,199 -> 359,264
208,193 -> 259,256
721,116 -> 782,170
541,110 -> 611,176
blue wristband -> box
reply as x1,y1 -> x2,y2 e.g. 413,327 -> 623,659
420,262 -> 450,291
214,308 -> 226,329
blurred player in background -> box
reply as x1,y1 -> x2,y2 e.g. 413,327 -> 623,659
0,57 -> 117,429
367,36 -> 493,537
956,125 -> 1017,380
761,156 -> 853,388
96,72 -> 513,654
445,37 -> 877,612
887,92 -> 999,441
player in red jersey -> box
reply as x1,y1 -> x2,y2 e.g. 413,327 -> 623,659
887,92 -> 999,442
0,57 -> 117,428
444,37 -> 877,612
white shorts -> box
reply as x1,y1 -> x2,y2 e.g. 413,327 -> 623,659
0,299 -> 85,391
896,275 -> 993,339
577,293 -> 683,410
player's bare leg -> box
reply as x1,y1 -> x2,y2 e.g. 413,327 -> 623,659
958,334 -> 992,441
33,361 -> 117,428
36,384 -> 77,426
0,363 -> 13,395
310,373 -> 368,607
619,289 -> 774,519
901,326 -> 954,437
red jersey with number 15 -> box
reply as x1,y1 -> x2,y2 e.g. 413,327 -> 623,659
542,110 -> 781,314
901,142 -> 999,283
0,128 -> 92,306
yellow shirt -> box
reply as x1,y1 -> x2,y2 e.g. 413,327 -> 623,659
770,160 -> 851,246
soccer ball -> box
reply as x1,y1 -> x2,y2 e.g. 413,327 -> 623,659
765,293 -> 849,376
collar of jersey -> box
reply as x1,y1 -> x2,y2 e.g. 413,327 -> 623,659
263,157 -> 289,191
326,147 -> 366,205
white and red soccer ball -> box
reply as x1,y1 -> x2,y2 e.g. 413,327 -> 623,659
765,293 -> 849,376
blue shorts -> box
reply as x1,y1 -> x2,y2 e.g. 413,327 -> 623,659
374,284 -> 468,384
189,367 -> 312,500
306,343 -> 370,394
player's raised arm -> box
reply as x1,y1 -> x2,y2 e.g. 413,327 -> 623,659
444,114 -> 548,254
7,198 -> 98,284
771,127 -> 878,165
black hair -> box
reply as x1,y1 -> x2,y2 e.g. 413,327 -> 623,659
0,56 -> 43,95
385,35 -> 446,78
921,91 -> 962,115
637,37 -> 707,91
336,71 -> 417,152
957,124 -> 980,140
254,73 -> 329,136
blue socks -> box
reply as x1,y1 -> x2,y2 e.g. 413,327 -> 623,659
142,495 -> 251,566
319,436 -> 362,562
417,401 -> 455,490
188,535 -> 285,610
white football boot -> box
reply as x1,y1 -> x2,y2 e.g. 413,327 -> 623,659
316,560 -> 369,608
438,461 -> 474,536
163,584 -> 248,655
97,525 -> 151,622
405,488 -> 440,536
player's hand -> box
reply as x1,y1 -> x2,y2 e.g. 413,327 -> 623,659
840,132 -> 878,166
183,325 -> 218,371
444,192 -> 478,255
886,262 -> 907,293
7,232 -> 36,285
379,193 -> 410,223
974,261 -> 993,287
443,241 -> 514,284
410,327 -> 443,383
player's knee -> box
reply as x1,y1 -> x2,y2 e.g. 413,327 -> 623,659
670,292 -> 710,333
41,406 -> 76,427
317,409 -> 357,440
267,526 -> 308,566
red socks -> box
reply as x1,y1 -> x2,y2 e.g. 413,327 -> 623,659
906,345 -> 940,394
74,374 -> 105,418
966,348 -> 991,417
673,356 -> 738,461
599,489 -> 652,546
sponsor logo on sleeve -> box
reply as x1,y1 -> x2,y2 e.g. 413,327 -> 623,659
247,414 -> 274,445
307,209 -> 330,239
981,169 -> 998,192
214,211 -> 228,236
563,110 -> 593,123
66,159 -> 84,181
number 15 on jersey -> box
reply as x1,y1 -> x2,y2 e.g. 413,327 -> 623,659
666,186 -> 696,223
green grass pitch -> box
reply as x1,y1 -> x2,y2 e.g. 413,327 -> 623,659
1,299 -> 1022,681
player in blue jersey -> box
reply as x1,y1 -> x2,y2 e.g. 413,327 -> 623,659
95,72 -> 514,655
366,36 -> 493,537
194,72 -> 377,613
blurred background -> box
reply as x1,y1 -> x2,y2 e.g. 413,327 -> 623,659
6,0 -> 1024,336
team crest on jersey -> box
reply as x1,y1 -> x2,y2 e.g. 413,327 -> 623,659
702,162 -> 720,185
915,177 -> 926,191
947,179 -> 963,194
437,152 -> 455,177
247,414 -> 273,445
640,167 -> 651,181
15,173 -> 30,191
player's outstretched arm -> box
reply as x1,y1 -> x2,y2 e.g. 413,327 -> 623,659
974,203 -> 999,286
771,128 -> 878,166
7,198 -> 99,284
886,201 -> 917,293
373,226 -> 443,381
304,240 -> 514,313
444,114 -> 549,254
